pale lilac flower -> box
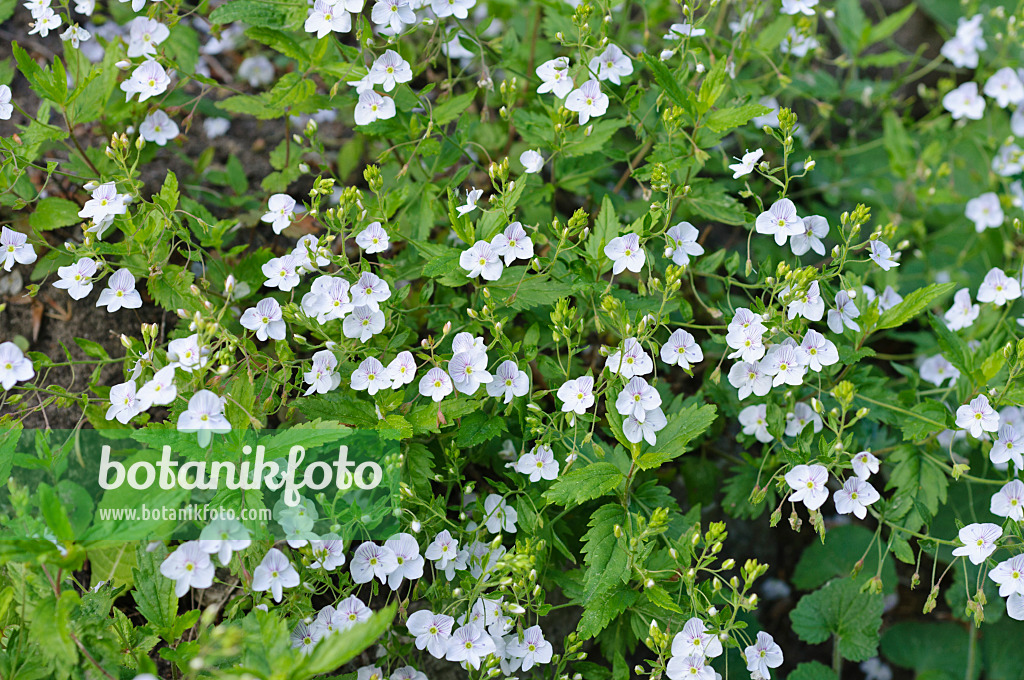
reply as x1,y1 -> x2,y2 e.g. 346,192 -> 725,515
941,36 -> 979,69
660,328 -> 703,369
384,533 -> 424,590
944,288 -> 979,331
665,222 -> 704,266
785,281 -> 824,321
984,67 -> 1024,108
139,110 -> 178,146
418,367 -> 453,401
28,8 -> 61,37
606,337 -> 653,378
445,624 -> 496,669
781,0 -> 818,15
121,60 -> 171,103
623,407 -> 668,445
486,360 -> 529,403
955,13 -> 986,50
355,222 -> 390,253
0,343 -> 33,391
371,0 -> 415,33
387,350 -> 416,386
78,182 -> 127,223
460,240 -> 504,280
739,404 -> 771,442
780,27 -> 819,56
456,187 -> 483,216
0,85 -> 12,120
352,357 -> 392,394
728,361 -> 772,400
369,50 -> 412,92
726,325 -> 767,363
789,214 -> 828,256
784,464 -> 829,510
350,541 -> 398,584
991,424 -> 1024,470
852,451 -> 879,480
425,530 -> 459,571
755,198 -> 804,246
354,90 -> 396,125
671,617 -> 723,659
516,445 -> 559,482
978,267 -> 1021,306
943,81 -> 985,120
520,149 -> 544,173
799,329 -> 838,371
956,395 -> 999,438
160,541 -> 215,597
97,269 -> 143,312
867,240 -> 900,270
304,350 -> 341,395
508,625 -> 553,671
239,55 -> 275,87
127,17 -> 169,57
991,480 -> 1024,520
482,494 -> 517,533
351,271 -> 391,310
565,79 -> 609,125
589,44 -> 633,85
877,285 -> 903,311
990,555 -> 1024,597
291,621 -> 322,655
336,595 -> 372,630
431,0 -> 474,19
667,655 -> 714,680
966,192 -> 1004,231
177,390 -> 230,446
490,222 -> 534,265
557,376 -> 595,414
408,610 -> 455,659
240,298 -> 286,341
536,57 -> 573,98
262,255 -> 301,291
605,233 -> 645,275
762,345 -> 806,387
251,548 -> 300,602
744,631 -> 784,679
262,194 -> 298,234
449,351 -> 492,395
727,148 -> 763,179
167,334 -> 209,373
106,380 -> 142,424
615,377 -> 662,421
785,402 -> 822,437
952,523 -> 1003,565
343,305 -> 386,342
833,477 -> 880,519
198,518 -> 251,566
137,365 -> 177,409
0,227 -> 36,272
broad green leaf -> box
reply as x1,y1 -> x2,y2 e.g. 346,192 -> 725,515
209,0 -> 306,28
295,604 -> 396,678
132,543 -> 178,638
875,283 -> 956,330
636,403 -> 716,470
30,197 -> 81,231
587,194 -> 619,261
577,589 -> 638,640
866,4 -> 917,47
790,578 -> 884,662
581,504 -> 629,601
544,462 -> 624,506
789,662 -> 839,680
704,103 -> 773,133
641,53 -> 689,109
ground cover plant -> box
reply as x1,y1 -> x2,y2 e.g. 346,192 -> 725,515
2,0 -> 1024,678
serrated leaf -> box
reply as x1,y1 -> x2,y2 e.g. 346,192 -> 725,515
928,312 -> 972,378
636,403 -> 716,470
294,604 -> 395,679
581,504 -> 629,601
899,400 -> 950,441
376,414 -> 412,440
704,103 -> 772,132
789,662 -> 839,680
876,283 -> 956,330
587,194 -> 619,261
209,0 -> 306,28
577,588 -> 638,640
641,52 -> 688,109
790,579 -> 883,662
544,462 -> 624,506
30,197 -> 81,231
132,543 -> 178,638
454,411 -> 506,447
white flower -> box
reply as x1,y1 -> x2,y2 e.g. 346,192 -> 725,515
605,233 -> 645,274
667,655 -> 714,680
879,284 -> 905,310
784,464 -> 829,510
60,23 -> 91,48
431,0 -> 474,19
727,326 -> 767,363
121,60 -> 171,103
159,541 -> 215,597
990,554 -> 1024,597
198,518 -> 251,566
445,624 -> 496,669
744,631 -> 783,679
106,380 -> 142,424
303,276 -> 353,322
291,621 -> 323,655
177,390 -> 230,446
785,281 -> 824,322
984,67 -> 1024,108
941,36 -> 979,69
833,477 -> 880,519
800,329 -> 838,371
425,530 -> 459,571
79,182 -> 128,224
785,402 -> 822,437
589,44 -> 633,85
951,523 -> 1003,565
384,533 -> 424,590
965,192 -> 1004,231
781,0 -> 817,15
943,81 -> 985,120
408,610 -> 455,659
304,350 -> 341,395
606,337 -> 654,379
354,90 -> 396,125
728,361 -> 771,400
978,267 -> 1021,306
755,198 -> 804,246
0,342 -> 33,391
350,541 -> 399,584
240,298 -> 286,341
867,240 -> 900,270
852,451 -> 879,480
671,617 -> 723,659
304,1 -> 351,37
28,8 -> 61,36
334,595 -> 372,630
615,377 -> 662,421
137,365 -> 177,409
486,360 -> 529,403
919,354 -> 959,387
557,376 -> 595,414
1,227 -> 36,272
728,148 -> 764,178
991,424 -> 1024,470
449,350 -> 492,395
661,328 -> 703,369
790,214 -> 828,256
565,79 -> 609,125
139,110 -> 178,146
369,50 -> 413,92
520,149 -> 544,173
991,480 -> 1024,520
482,494 -> 517,533
536,57 -> 573,98
352,357 -> 392,394
127,17 -> 169,58
167,334 -> 209,373
418,367 -> 453,402
456,187 -> 484,216
262,254 -> 301,291
0,85 -> 12,120
356,222 -> 390,253
826,290 -> 860,334
261,194 -> 297,234
780,27 -> 819,57
252,548 -> 300,602
460,240 -> 504,280
623,407 -> 668,445
387,350 -> 416,386
955,395 -> 999,438
371,0 -> 415,33
665,222 -> 704,266
204,117 -> 230,138
516,445 -> 559,482
490,222 -> 534,265
97,269 -> 143,312
343,305 -> 386,342
238,55 -> 275,87
508,625 -> 553,671
992,142 -> 1024,177
351,271 -> 391,311
944,288 -> 979,330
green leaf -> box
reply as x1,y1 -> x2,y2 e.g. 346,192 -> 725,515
899,399 -> 950,441
376,414 -> 413,441
587,195 -> 619,261
875,283 -> 956,330
433,89 -> 478,126
544,462 -> 624,506
641,53 -> 688,109
455,411 -> 507,447
295,391 -> 379,428
866,4 -> 917,46
209,0 -> 306,28
577,589 -> 638,640
793,525 -> 897,593
789,662 -> 839,680
13,43 -> 66,104
294,604 -> 396,679
704,103 -> 772,133
880,622 -> 969,677
581,504 -> 629,601
218,73 -> 316,119
29,197 -> 81,231
407,398 -> 481,434
636,403 -> 716,470
885,445 -> 948,523
38,484 -> 74,541
74,337 -> 109,360
928,312 -> 971,378
132,543 -> 178,638
790,579 -> 884,662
